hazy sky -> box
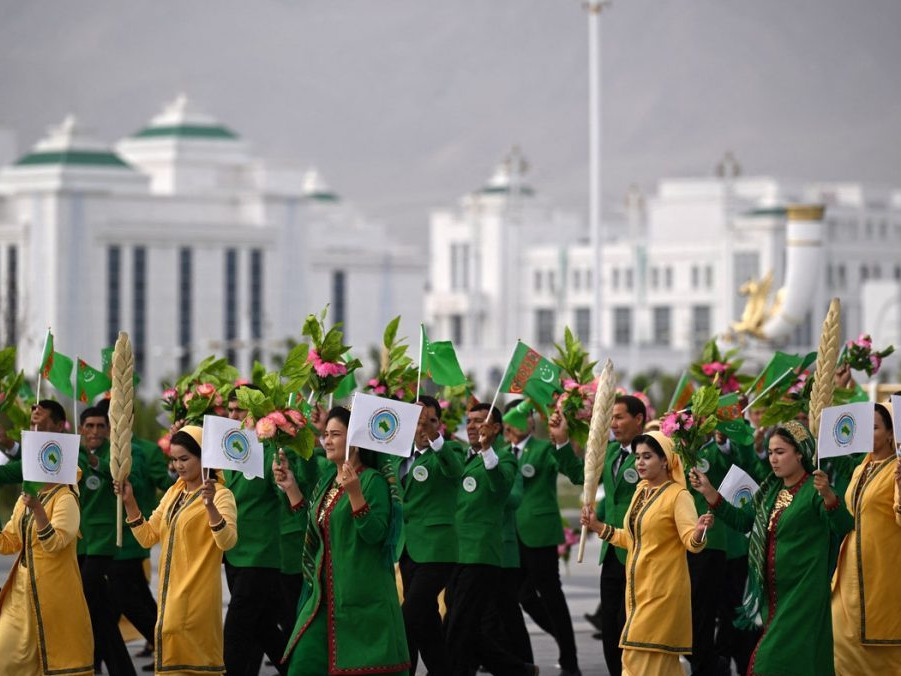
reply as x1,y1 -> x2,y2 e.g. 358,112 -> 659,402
3,0 -> 901,241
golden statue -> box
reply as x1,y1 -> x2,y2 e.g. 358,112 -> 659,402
731,270 -> 783,340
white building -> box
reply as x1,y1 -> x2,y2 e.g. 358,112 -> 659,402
426,149 -> 901,392
0,96 -> 425,394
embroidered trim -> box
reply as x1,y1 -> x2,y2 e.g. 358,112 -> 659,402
126,516 -> 145,528
37,525 -> 55,541
709,493 -> 724,510
290,498 -> 305,513
351,503 -> 371,518
209,518 -> 227,533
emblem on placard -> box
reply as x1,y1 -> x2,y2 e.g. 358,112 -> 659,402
462,476 -> 477,493
369,409 -> 400,443
521,463 -> 536,478
832,414 -> 856,448
222,430 -> 251,464
85,475 -> 102,491
732,487 -> 755,508
623,468 -> 639,484
412,466 -> 429,482
40,442 -> 63,475
696,459 -> 711,473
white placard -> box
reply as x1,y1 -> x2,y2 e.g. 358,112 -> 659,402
717,465 -> 759,508
890,395 -> 901,458
817,402 -> 875,460
201,415 -> 264,479
347,392 -> 421,458
21,431 -> 81,485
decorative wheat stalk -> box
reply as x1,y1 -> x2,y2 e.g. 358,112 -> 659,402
109,332 -> 135,547
578,358 -> 616,563
808,298 -> 841,460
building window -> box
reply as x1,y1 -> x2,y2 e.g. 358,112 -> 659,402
331,269 -> 346,331
895,265 -> 901,281
450,314 -> 463,346
613,307 -> 632,346
872,265 -> 881,280
792,311 -> 813,347
652,306 -> 671,346
612,268 -> 620,290
664,266 -> 673,290
650,267 -> 659,289
826,264 -> 833,287
224,249 -> 238,365
534,270 -> 542,292
250,249 -> 263,364
178,247 -> 192,373
691,265 -> 699,289
133,247 -> 147,377
586,270 -> 592,290
535,309 -> 555,346
691,305 -> 711,353
705,265 -> 713,288
450,243 -> 470,292
625,268 -> 634,291
548,271 -> 556,294
106,246 -> 120,347
5,246 -> 16,345
573,269 -> 581,291
575,307 -> 591,344
837,264 -> 847,289
860,265 -> 869,282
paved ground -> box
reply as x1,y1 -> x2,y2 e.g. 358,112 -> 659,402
0,519 -> 714,675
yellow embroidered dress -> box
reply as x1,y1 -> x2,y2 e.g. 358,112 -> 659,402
831,454 -> 901,674
129,479 -> 237,675
0,485 -> 93,675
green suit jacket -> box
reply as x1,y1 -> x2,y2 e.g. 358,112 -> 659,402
684,440 -> 732,552
394,437 -> 464,564
455,445 -> 516,567
588,440 -> 640,565
78,441 -> 117,557
224,443 -> 281,569
501,471 -> 524,569
512,437 -> 584,548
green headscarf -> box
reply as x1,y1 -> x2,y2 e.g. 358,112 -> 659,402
737,419 -> 816,629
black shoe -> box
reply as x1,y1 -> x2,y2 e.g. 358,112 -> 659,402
141,663 -> 155,672
583,612 -> 603,631
592,631 -> 603,640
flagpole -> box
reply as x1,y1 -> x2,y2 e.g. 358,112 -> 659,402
35,327 -> 51,402
742,367 -> 796,414
415,324 -> 424,403
487,342 -> 520,421
73,355 -> 79,428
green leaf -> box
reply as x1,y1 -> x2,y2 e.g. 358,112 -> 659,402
251,360 -> 267,385
235,387 -> 273,418
302,313 -> 323,345
691,385 -> 720,418
699,416 -> 718,435
383,316 -> 401,349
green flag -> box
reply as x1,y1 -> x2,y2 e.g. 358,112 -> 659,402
333,367 -> 357,400
421,326 -> 467,387
101,346 -> 141,387
715,392 -> 754,446
77,359 -> 112,403
747,351 -> 815,395
39,331 -> 74,398
502,399 -> 534,431
499,341 -> 561,407
668,371 -> 695,411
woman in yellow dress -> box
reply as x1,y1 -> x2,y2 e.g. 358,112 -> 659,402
831,401 -> 901,674
117,425 -> 237,675
0,479 -> 94,675
581,430 -> 712,676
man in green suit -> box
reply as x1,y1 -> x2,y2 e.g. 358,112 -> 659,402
504,399 -> 583,676
560,394 -> 645,676
76,406 -> 136,676
223,386 -> 288,676
393,394 -> 462,676
444,402 -> 537,676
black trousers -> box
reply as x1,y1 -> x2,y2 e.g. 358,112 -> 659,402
688,548 -> 727,676
444,563 -> 532,676
79,554 -> 137,676
715,555 -> 760,675
108,557 -> 158,646
224,562 -> 288,676
398,551 -> 453,676
599,547 -> 627,676
485,565 -> 533,664
279,572 -> 304,636
517,542 -> 579,671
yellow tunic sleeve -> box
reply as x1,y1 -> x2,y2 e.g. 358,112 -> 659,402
0,500 -> 23,554
36,491 -> 80,553
129,490 -> 168,548
674,489 -> 705,553
608,526 -> 632,550
210,487 -> 237,552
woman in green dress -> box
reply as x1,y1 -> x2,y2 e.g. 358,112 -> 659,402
274,406 -> 409,675
690,420 -> 854,676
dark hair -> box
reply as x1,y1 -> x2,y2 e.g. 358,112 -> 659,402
95,398 -> 110,416
228,383 -> 262,403
615,395 -> 646,426
79,406 -> 109,426
770,427 -> 802,454
418,395 -> 442,420
633,433 -> 665,460
875,403 -> 893,433
170,430 -> 202,458
504,398 -> 523,413
37,399 -> 67,424
326,406 -> 351,428
469,402 -> 502,426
